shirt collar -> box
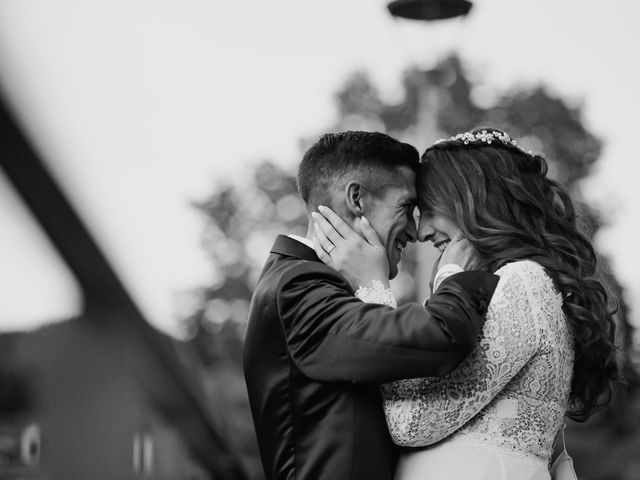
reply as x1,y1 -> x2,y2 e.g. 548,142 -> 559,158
287,234 -> 314,250
271,235 -> 319,262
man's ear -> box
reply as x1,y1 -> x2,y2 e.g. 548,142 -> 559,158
345,181 -> 365,216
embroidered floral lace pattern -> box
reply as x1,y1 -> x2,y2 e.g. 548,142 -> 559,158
355,280 -> 397,308
356,260 -> 574,465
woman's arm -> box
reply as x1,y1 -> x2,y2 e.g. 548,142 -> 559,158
382,261 -> 545,447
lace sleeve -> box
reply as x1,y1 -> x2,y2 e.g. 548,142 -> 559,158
355,280 -> 397,308
382,261 -> 543,447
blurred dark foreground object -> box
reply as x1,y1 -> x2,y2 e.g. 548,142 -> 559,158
0,95 -> 249,480
387,0 -> 472,20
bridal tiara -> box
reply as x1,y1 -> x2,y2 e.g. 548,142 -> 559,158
434,129 -> 532,155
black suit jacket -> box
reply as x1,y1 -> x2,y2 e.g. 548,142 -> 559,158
243,235 -> 499,480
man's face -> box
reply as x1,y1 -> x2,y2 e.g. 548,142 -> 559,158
364,166 -> 418,279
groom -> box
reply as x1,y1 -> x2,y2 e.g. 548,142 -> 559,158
243,131 -> 499,480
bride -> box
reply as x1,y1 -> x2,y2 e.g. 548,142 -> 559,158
312,128 -> 619,479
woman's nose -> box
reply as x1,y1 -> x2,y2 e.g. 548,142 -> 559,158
418,219 -> 435,242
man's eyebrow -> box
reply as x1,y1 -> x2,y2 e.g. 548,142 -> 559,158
405,193 -> 418,204
400,196 -> 417,206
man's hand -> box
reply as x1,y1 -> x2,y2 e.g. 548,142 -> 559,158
429,236 -> 480,294
438,235 -> 479,271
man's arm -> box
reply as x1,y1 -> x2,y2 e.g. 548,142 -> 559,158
278,262 -> 498,384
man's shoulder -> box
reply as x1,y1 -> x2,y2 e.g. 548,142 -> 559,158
272,255 -> 348,284
259,253 -> 352,295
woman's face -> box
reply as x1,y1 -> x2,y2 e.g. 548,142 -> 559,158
417,211 -> 463,253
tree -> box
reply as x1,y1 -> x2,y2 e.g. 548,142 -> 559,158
186,54 -> 639,480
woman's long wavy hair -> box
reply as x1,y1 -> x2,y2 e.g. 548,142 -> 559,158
419,127 -> 619,421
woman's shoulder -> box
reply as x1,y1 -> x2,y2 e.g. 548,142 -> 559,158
494,259 -> 554,288
490,260 -> 562,326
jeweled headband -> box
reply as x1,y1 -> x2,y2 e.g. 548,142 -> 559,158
433,129 -> 533,156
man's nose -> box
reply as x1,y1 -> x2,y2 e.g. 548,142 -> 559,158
406,215 -> 418,243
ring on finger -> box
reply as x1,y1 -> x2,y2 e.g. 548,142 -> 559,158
326,244 -> 336,254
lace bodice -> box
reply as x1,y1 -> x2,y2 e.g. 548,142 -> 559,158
357,260 -> 574,465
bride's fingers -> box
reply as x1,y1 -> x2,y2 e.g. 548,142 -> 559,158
313,222 -> 336,255
313,236 -> 332,265
312,211 -> 346,247
317,206 -> 359,241
359,216 -> 383,247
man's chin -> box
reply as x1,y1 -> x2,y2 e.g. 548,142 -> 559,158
387,252 -> 400,280
388,264 -> 399,280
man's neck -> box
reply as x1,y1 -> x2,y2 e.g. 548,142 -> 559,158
284,221 -> 316,250
305,222 -> 316,241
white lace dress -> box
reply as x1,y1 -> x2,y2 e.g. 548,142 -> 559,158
357,260 -> 574,480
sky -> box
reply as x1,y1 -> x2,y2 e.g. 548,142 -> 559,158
0,0 -> 638,337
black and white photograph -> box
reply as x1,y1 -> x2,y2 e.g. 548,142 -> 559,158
1,1 -> 639,479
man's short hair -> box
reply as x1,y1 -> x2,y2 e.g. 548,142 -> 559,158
297,131 -> 419,207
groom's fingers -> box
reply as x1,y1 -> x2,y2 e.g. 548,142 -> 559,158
450,232 -> 465,243
429,251 -> 443,294
317,206 -> 358,240
439,236 -> 477,271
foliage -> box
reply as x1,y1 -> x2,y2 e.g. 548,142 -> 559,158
185,54 -> 639,480
182,162 -> 307,479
